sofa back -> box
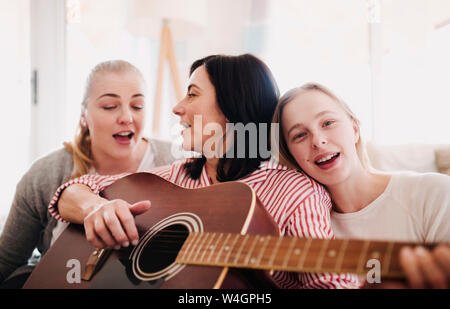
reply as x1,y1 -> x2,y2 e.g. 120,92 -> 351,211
365,142 -> 450,175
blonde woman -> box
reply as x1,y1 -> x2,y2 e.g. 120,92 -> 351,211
0,60 -> 174,288
272,83 -> 450,288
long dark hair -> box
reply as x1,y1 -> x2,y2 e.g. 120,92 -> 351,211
183,54 -> 280,181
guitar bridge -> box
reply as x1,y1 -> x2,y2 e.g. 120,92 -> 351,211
82,248 -> 112,281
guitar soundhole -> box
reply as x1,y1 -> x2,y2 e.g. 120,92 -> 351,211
138,224 -> 189,274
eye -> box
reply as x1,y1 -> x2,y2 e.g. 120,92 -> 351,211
323,120 -> 335,127
132,105 -> 144,110
292,132 -> 307,142
187,92 -> 196,98
103,106 -> 117,110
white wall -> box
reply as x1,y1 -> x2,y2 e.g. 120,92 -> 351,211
0,0 -> 66,223
63,0 -> 257,143
1,0 -> 449,223
30,0 -> 66,159
0,0 -> 31,222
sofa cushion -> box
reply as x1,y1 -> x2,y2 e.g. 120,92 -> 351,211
365,142 -> 439,173
435,146 -> 450,176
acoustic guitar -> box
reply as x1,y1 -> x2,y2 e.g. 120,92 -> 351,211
23,173 -> 427,289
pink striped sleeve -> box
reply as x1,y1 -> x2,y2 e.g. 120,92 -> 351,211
47,173 -> 127,222
147,165 -> 171,180
288,193 -> 361,289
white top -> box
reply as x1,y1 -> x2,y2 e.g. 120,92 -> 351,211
50,141 -> 155,245
331,171 -> 450,243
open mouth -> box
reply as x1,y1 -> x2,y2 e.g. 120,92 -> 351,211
315,153 -> 340,166
181,123 -> 191,129
113,132 -> 134,141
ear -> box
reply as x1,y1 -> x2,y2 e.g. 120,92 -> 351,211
352,118 -> 360,144
80,111 -> 88,128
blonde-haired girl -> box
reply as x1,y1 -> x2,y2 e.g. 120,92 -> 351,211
272,82 -> 450,288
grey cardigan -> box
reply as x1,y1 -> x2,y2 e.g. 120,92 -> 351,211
0,139 -> 174,283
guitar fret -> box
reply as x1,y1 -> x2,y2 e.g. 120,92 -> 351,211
282,237 -> 297,269
192,232 -> 209,262
255,236 -> 270,266
215,233 -> 231,264
224,234 -> 240,264
356,240 -> 371,273
271,237 -> 290,268
286,239 -> 306,269
297,238 -> 312,269
320,239 -> 344,273
244,235 -> 260,265
268,237 -> 282,267
207,233 -> 223,263
183,232 -> 202,262
315,239 -> 330,271
178,232 -> 412,281
199,232 -> 216,263
335,239 -> 349,272
233,235 -> 249,265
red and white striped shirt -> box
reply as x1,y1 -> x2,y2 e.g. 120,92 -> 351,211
48,158 -> 360,289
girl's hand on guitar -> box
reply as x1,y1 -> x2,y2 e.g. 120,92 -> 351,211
364,245 -> 450,289
83,199 -> 151,250
398,244 -> 450,289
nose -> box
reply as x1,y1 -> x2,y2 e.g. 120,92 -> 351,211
118,106 -> 133,125
172,99 -> 185,117
311,132 -> 327,148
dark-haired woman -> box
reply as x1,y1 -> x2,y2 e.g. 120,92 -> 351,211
50,54 -> 359,288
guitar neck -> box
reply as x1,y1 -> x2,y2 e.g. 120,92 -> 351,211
176,232 -> 429,279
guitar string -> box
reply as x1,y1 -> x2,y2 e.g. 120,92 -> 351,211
115,247 -> 384,273
105,230 -> 409,267
116,248 -> 403,276
115,236 -> 338,258
130,231 -> 415,254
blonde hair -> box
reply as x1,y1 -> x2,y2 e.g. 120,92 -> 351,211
63,60 -> 145,178
271,82 -> 371,171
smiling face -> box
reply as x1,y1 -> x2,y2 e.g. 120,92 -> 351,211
172,65 -> 227,155
281,89 -> 361,186
82,71 -> 146,161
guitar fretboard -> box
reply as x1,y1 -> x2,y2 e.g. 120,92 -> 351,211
176,232 -> 427,279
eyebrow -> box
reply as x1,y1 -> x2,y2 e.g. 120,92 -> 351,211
187,84 -> 201,92
286,110 -> 335,136
96,93 -> 144,100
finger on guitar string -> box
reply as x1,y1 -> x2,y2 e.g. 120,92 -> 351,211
84,219 -> 108,249
115,202 -> 143,246
414,246 -> 448,289
399,246 -> 425,289
103,207 -> 130,247
433,245 -> 450,278
93,214 -> 119,249
84,199 -> 132,249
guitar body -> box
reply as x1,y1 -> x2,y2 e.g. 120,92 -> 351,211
24,173 -> 280,289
